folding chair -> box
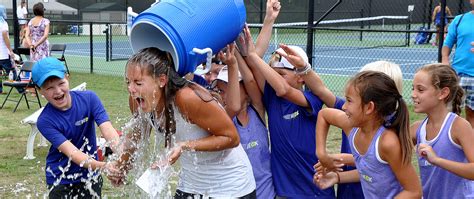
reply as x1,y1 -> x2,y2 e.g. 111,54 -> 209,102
50,44 -> 70,75
14,47 -> 30,62
0,61 -> 42,112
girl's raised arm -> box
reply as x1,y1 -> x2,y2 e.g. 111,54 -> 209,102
235,50 -> 265,119
315,108 -> 352,170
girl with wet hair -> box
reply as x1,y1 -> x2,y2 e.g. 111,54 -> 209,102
411,63 -> 474,198
315,71 -> 422,198
109,47 -> 256,198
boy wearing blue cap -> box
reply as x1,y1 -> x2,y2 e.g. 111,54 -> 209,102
32,57 -> 120,198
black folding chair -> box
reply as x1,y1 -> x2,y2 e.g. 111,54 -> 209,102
14,47 -> 30,63
50,44 -> 70,75
0,61 -> 42,112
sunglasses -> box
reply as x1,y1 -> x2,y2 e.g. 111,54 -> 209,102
272,52 -> 282,62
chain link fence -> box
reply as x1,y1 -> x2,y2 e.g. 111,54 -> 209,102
6,0 -> 468,101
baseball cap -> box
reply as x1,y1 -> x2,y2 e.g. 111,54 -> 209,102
32,57 -> 67,87
216,65 -> 242,83
0,5 -> 6,20
210,65 -> 242,88
271,45 -> 309,70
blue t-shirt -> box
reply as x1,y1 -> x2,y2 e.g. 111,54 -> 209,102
443,12 -> 474,76
263,83 -> 335,199
37,91 -> 110,185
333,97 -> 364,199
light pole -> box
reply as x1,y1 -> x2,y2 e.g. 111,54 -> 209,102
12,0 -> 20,50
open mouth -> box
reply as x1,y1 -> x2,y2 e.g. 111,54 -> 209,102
135,97 -> 145,107
53,94 -> 65,103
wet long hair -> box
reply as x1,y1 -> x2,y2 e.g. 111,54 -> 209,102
126,47 -> 188,147
347,71 -> 412,164
417,63 -> 464,115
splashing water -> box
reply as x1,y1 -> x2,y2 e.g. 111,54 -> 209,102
105,108 -> 179,198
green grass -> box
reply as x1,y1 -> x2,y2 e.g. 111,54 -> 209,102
0,65 -> 442,198
0,72 -> 129,197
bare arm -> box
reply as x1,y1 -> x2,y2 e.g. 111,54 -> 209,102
57,141 -> 106,170
315,108 -> 353,170
2,31 -> 13,55
176,87 -> 240,151
419,117 -> 474,180
313,169 -> 360,190
380,131 -> 422,199
255,0 -> 281,57
441,46 -> 451,64
220,44 -> 241,118
243,26 -> 309,107
239,28 -> 266,93
235,50 -> 265,119
409,121 -> 422,145
24,25 -> 32,46
432,6 -> 439,23
277,44 -> 337,107
98,121 -> 120,152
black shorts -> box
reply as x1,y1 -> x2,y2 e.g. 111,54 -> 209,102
47,175 -> 103,199
0,58 -> 13,69
175,189 -> 257,199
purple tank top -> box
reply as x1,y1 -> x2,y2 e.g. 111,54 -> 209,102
416,112 -> 474,198
233,106 -> 275,199
349,126 -> 403,198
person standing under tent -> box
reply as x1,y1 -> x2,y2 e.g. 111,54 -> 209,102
17,0 -> 28,41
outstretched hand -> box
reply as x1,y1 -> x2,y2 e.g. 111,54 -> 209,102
316,153 -> 345,173
276,44 -> 307,69
243,25 -> 257,56
152,142 -> 185,167
218,43 -> 237,67
313,171 -> 338,190
265,0 -> 281,22
104,161 -> 126,187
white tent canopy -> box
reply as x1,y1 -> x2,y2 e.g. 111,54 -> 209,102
1,0 -> 77,16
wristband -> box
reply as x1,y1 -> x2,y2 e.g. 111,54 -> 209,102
295,62 -> 311,75
335,172 -> 340,183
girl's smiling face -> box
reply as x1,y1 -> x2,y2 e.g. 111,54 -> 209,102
342,85 -> 365,127
412,70 -> 443,113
